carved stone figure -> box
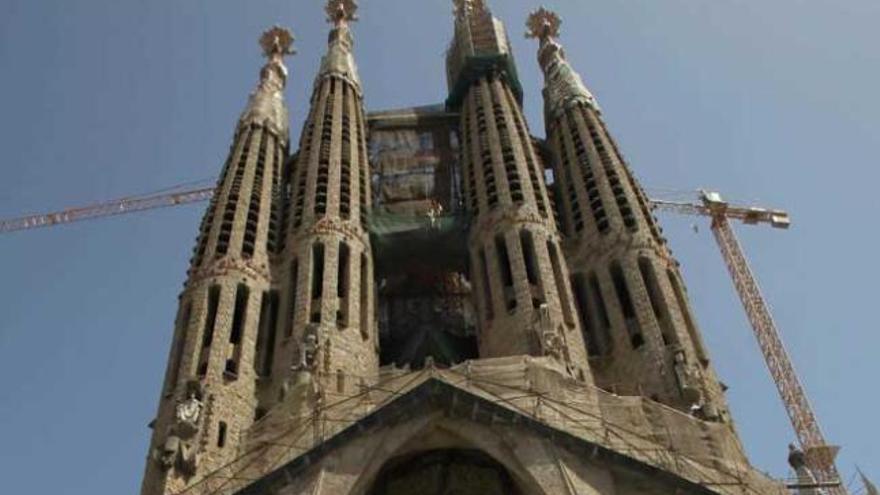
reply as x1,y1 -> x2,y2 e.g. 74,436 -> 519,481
174,381 -> 204,438
154,428 -> 198,475
293,328 -> 320,372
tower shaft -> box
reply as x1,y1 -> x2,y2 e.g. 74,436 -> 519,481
528,8 -> 729,419
449,2 -> 592,382
272,2 -> 377,407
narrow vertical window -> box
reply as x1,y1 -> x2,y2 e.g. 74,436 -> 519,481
610,262 -> 644,349
520,230 -> 539,286
667,269 -> 708,364
197,285 -> 221,376
262,291 -> 279,376
638,257 -> 675,345
572,274 -> 601,356
225,284 -> 249,377
589,274 -> 612,347
336,369 -> 345,393
360,253 -> 370,340
286,260 -> 298,337
255,292 -> 270,376
495,235 -> 513,288
217,421 -> 227,448
547,242 -> 575,327
337,242 -> 350,327
242,131 -> 268,258
495,234 -> 516,311
310,243 -> 325,324
480,249 -> 494,320
229,284 -> 249,345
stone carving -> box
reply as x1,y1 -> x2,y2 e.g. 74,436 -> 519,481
293,327 -> 321,372
672,347 -> 706,414
326,0 -> 358,24
534,304 -> 566,363
525,7 -> 561,40
153,381 -> 205,474
187,256 -> 270,287
526,7 -> 599,121
174,381 -> 204,438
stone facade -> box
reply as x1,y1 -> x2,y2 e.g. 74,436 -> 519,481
139,2 -> 786,494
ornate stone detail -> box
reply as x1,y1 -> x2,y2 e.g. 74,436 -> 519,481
187,255 -> 270,287
326,0 -> 358,24
526,8 -> 599,120
305,217 -> 369,245
173,381 -> 204,438
239,26 -> 295,139
152,381 -> 205,475
317,0 -> 361,87
525,7 -> 560,40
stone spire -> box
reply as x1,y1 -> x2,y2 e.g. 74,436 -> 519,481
318,0 -> 361,88
526,7 -> 598,121
528,8 -> 733,422
141,26 -> 294,495
271,0 -> 377,409
239,26 -> 295,139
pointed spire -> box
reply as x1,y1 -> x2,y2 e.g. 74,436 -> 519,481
526,7 -> 599,117
239,26 -> 295,139
317,0 -> 361,88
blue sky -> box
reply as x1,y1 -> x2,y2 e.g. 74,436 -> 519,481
1,0 -> 878,492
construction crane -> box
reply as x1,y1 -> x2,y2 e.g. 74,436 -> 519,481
0,186 -> 215,234
652,190 -> 845,495
0,184 -> 846,493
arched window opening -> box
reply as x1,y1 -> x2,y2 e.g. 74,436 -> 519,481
286,260 -> 298,337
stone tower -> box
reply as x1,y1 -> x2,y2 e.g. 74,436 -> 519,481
270,0 -> 377,405
527,7 -> 730,421
140,2 -> 792,494
447,0 -> 590,382
141,26 -> 294,495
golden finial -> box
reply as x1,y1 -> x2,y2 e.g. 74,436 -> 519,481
526,7 -> 561,40
326,0 -> 359,25
259,26 -> 296,58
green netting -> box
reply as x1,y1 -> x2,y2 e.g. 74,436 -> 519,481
445,53 -> 523,110
368,210 -> 470,274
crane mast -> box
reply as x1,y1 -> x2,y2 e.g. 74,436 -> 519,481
654,191 -> 844,494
